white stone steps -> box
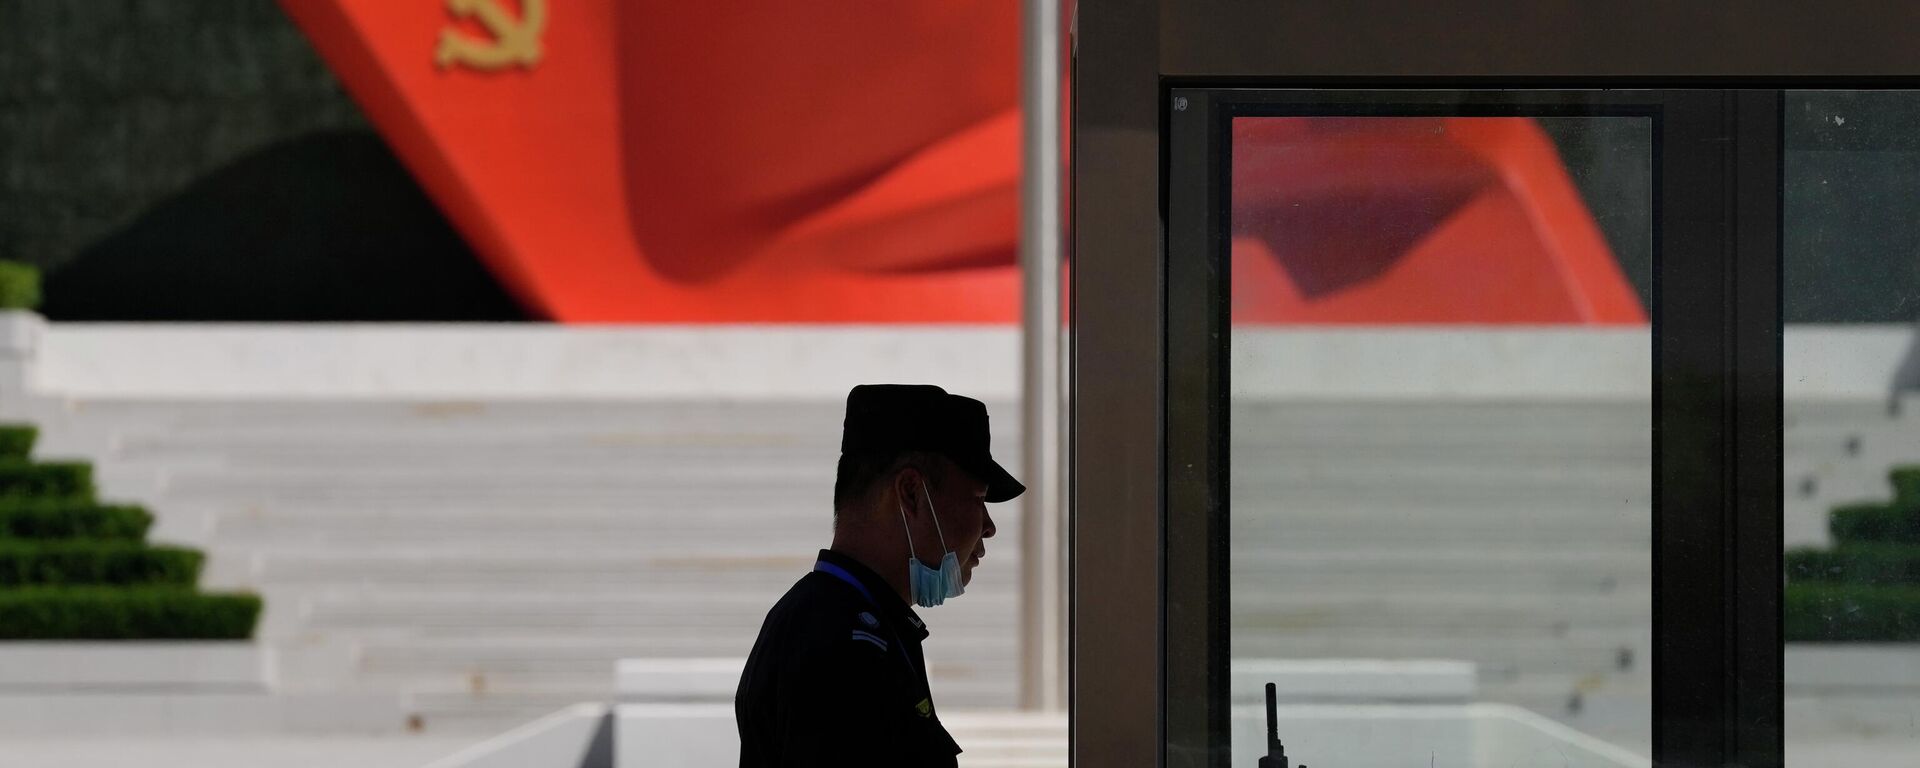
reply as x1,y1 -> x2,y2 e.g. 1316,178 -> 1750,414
224,553 -> 1643,596
212,549 -> 1021,580
355,636 -> 1020,671
205,522 -> 840,549
23,394 -> 1657,739
406,683 -> 1021,733
338,623 -> 1018,648
62,399 -> 876,423
300,591 -> 1016,630
358,657 -> 1020,693
1237,527 -> 1648,549
156,476 -> 1623,501
1234,634 -> 1638,678
185,497 -> 1630,522
1235,509 -> 1650,530
1232,596 -> 1648,633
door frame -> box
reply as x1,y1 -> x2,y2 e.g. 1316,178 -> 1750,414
1160,87 -> 1780,768
1063,5 -> 1894,764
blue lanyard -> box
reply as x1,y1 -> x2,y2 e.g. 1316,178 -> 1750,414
814,560 -> 923,683
815,561 -> 875,603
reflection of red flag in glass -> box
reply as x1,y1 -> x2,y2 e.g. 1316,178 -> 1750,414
280,0 -> 1021,322
1231,118 -> 1646,324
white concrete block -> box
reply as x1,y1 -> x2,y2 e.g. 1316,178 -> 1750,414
425,703 -> 610,768
0,310 -> 45,401
615,658 -> 742,702
0,310 -> 45,361
615,703 -> 737,768
0,642 -> 270,691
1470,704 -> 1652,768
1229,703 -> 1648,768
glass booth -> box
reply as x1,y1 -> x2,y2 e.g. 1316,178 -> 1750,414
1072,4 -> 1920,767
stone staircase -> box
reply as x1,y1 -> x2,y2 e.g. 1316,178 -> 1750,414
1783,396 -> 1920,548
16,399 -> 1026,736
1232,401 -> 1652,754
9,395 -> 1663,757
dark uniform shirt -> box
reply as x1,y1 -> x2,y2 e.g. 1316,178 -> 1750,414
735,549 -> 962,768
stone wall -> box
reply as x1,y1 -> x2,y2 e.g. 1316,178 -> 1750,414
0,0 -> 366,272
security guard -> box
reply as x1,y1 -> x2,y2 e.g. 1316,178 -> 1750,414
736,384 -> 1025,767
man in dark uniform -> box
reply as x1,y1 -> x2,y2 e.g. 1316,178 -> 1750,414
736,384 -> 1025,767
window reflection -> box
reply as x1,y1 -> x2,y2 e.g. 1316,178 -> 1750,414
1229,116 -> 1653,767
1782,91 -> 1920,766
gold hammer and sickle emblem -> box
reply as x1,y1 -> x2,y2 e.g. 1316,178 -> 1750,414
435,0 -> 546,71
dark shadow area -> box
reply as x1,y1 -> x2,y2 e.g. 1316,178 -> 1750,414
1783,91 -> 1920,324
42,130 -> 529,321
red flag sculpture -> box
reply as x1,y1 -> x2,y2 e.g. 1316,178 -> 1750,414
281,1 -> 1642,324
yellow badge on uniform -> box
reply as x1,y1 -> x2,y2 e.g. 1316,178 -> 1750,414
915,698 -> 932,718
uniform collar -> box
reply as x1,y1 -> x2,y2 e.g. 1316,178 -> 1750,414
817,548 -> 929,640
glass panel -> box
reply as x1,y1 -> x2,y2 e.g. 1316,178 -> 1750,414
1782,90 -> 1920,765
1228,116 -> 1654,766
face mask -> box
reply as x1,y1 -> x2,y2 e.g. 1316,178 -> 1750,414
898,481 -> 966,607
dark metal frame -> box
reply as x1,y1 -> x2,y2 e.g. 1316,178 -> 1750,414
1104,83 -> 1788,768
1067,5 -> 1912,768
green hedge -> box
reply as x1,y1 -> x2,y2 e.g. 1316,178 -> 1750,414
0,542 -> 202,587
0,261 -> 38,311
1786,582 -> 1920,641
0,460 -> 92,500
0,587 -> 260,640
0,426 -> 33,460
1788,543 -> 1920,585
1896,467 -> 1920,508
0,500 -> 151,540
1830,501 -> 1920,546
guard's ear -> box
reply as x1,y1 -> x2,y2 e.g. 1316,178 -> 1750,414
892,465 -> 926,518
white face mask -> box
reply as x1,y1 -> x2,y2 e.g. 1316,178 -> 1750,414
898,481 -> 965,607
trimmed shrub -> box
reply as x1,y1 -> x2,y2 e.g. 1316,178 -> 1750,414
0,460 -> 93,500
1786,582 -> 1920,642
0,425 -> 33,460
0,542 -> 202,587
1895,467 -> 1920,508
1830,501 -> 1920,546
0,500 -> 151,540
0,261 -> 38,311
1788,543 -> 1920,585
0,588 -> 260,640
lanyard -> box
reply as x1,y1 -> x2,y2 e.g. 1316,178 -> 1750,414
814,560 -> 924,684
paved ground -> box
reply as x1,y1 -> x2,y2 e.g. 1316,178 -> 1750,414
0,736 -> 480,768
1785,737 -> 1920,765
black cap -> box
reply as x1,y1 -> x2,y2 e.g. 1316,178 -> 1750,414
841,384 -> 1026,503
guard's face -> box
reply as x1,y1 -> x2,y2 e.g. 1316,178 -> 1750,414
935,468 -> 995,587
910,462 -> 998,587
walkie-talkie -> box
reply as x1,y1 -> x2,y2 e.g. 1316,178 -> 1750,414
1257,682 -> 1305,768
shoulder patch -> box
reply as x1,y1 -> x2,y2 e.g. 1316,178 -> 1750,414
850,630 -> 889,652
857,611 -> 880,628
